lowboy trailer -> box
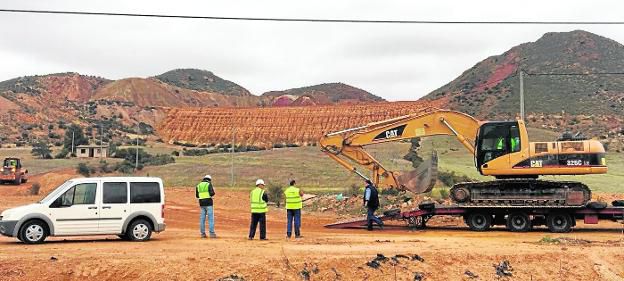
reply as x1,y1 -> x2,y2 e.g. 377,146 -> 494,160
325,204 -> 624,233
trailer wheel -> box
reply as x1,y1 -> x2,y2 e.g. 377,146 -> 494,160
547,213 -> 572,233
466,212 -> 491,231
506,212 -> 531,232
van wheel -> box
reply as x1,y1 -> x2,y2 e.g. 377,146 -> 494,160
19,220 -> 48,244
507,212 -> 531,232
547,213 -> 572,233
128,219 -> 152,241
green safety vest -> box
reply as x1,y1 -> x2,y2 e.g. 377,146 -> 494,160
196,182 -> 211,199
510,137 -> 518,152
284,186 -> 302,210
250,187 -> 268,213
496,138 -> 505,150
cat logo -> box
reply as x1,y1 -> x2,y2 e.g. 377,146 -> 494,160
530,160 -> 543,168
373,124 -> 407,141
385,129 -> 398,138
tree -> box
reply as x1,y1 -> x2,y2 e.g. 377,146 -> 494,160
63,124 -> 89,153
31,141 -> 52,159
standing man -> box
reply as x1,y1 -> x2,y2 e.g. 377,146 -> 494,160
284,179 -> 303,239
196,175 -> 216,238
363,179 -> 383,231
249,179 -> 268,240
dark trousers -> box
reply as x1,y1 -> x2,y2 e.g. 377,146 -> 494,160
286,209 -> 301,237
249,213 -> 266,239
367,207 -> 383,230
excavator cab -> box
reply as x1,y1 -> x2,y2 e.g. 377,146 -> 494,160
475,121 -> 521,174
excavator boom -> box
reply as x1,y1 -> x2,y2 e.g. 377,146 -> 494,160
320,109 -> 480,193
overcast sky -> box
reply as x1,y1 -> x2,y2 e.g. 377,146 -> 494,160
1,0 -> 624,100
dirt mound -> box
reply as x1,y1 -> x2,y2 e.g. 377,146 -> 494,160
157,100 -> 444,147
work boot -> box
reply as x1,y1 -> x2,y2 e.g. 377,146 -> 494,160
209,233 -> 217,239
295,235 -> 303,239
287,232 -> 292,239
201,234 -> 207,239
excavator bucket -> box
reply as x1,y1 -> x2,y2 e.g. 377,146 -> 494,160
397,151 -> 438,194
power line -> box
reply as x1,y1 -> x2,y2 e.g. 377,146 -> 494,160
526,72 -> 624,76
2,8 -> 624,25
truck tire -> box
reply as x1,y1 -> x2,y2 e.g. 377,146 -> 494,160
21,177 -> 27,183
127,219 -> 152,242
19,220 -> 48,244
13,176 -> 21,185
612,200 -> 624,207
466,212 -> 492,231
506,212 -> 531,232
547,213 -> 572,233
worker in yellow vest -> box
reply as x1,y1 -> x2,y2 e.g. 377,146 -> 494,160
196,175 -> 216,238
248,179 -> 269,240
284,180 -> 303,239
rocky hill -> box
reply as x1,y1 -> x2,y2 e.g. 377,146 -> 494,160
91,78 -> 260,108
262,83 -> 385,106
154,69 -> 252,97
157,100 -> 441,147
424,30 -> 624,121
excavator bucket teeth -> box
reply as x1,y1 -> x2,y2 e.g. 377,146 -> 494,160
397,151 -> 438,194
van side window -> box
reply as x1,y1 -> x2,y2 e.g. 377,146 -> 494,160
130,182 -> 161,203
103,182 -> 128,204
56,183 -> 97,207
73,183 -> 97,204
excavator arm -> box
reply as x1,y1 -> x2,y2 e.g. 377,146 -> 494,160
320,109 -> 481,193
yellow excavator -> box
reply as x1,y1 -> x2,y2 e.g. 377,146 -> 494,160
320,109 -> 607,207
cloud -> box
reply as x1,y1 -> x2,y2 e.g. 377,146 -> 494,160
0,0 -> 623,100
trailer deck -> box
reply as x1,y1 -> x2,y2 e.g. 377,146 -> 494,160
325,204 -> 624,233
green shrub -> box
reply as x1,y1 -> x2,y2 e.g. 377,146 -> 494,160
29,182 -> 41,195
54,148 -> 69,159
344,183 -> 361,197
380,187 -> 400,196
99,161 -> 114,173
266,183 -> 284,208
172,150 -> 180,156
77,163 -> 91,177
31,141 -> 52,159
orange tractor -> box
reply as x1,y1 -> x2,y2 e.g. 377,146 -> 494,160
0,158 -> 28,185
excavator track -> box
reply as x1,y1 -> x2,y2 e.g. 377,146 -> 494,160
450,179 -> 591,207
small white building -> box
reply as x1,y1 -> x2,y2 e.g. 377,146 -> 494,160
75,144 -> 108,158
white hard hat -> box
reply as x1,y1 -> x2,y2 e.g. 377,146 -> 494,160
255,179 -> 265,186
204,175 -> 212,180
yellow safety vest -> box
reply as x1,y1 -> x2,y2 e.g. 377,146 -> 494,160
250,187 -> 268,213
284,186 -> 302,210
197,182 -> 211,199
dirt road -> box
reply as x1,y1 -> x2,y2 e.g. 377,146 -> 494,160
1,185 -> 624,280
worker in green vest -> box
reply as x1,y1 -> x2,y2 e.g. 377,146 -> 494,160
196,175 -> 216,238
284,180 -> 304,239
248,179 -> 269,240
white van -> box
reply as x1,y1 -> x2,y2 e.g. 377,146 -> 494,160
0,177 -> 166,244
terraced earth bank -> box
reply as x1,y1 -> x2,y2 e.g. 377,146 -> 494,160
157,100 -> 445,147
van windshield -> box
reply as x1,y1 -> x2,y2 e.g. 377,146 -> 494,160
38,180 -> 74,204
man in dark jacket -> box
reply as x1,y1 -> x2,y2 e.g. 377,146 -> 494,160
196,175 -> 216,238
363,179 -> 383,231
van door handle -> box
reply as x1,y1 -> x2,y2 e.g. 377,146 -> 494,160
102,206 -> 111,209
88,207 -> 98,210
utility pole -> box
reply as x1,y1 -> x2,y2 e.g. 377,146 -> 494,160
99,123 -> 103,158
231,127 -> 236,187
71,130 -> 75,157
519,69 -> 525,121
135,123 -> 139,172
